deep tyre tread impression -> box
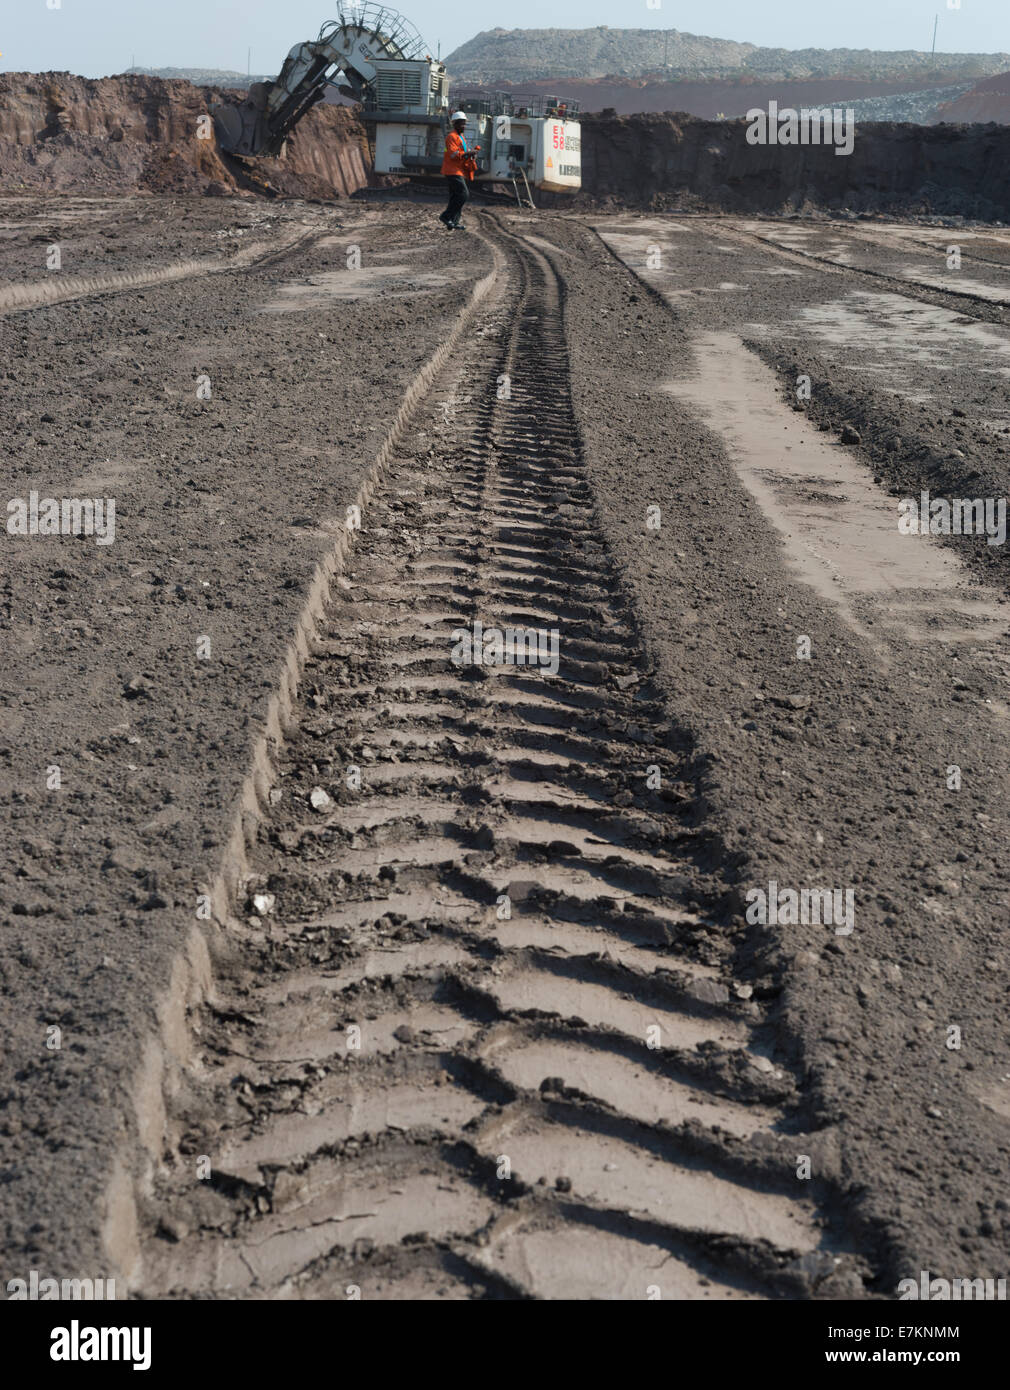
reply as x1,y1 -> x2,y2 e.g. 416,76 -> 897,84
140,220 -> 861,1302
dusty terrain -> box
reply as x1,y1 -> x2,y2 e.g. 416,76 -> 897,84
0,196 -> 489,1279
2,192 -> 1010,1299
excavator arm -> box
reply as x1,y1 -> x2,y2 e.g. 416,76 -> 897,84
214,4 -> 429,157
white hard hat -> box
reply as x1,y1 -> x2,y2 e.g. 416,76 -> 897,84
450,110 -> 467,122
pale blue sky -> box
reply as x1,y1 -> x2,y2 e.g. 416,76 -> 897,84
2,1 -> 1006,79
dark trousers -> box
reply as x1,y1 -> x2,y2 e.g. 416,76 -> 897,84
442,175 -> 468,225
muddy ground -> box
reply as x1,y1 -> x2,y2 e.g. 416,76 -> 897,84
1,195 -> 1009,1296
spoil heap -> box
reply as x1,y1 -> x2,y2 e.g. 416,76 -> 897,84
0,72 -> 371,198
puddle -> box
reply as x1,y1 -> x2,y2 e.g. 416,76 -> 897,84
666,332 -> 1008,658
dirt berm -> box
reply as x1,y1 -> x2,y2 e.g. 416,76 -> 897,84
566,111 -> 1010,219
0,72 -> 371,199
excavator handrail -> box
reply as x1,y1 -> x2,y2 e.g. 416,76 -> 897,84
323,5 -> 427,61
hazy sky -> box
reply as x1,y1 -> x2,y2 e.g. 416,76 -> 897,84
2,1 -> 1007,78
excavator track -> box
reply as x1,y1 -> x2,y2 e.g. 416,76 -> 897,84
140,221 -> 851,1301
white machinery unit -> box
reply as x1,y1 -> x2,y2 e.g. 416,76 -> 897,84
214,5 -> 581,199
373,96 -> 581,195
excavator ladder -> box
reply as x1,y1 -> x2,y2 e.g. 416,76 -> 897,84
510,164 -> 536,211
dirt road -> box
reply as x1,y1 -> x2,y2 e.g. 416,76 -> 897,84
2,198 -> 1009,1298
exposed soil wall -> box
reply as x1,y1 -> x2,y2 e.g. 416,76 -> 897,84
566,111 -> 1010,218
0,72 -> 371,198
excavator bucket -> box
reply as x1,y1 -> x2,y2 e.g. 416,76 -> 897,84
214,84 -> 273,158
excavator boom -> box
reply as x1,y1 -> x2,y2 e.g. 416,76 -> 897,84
214,4 -> 429,157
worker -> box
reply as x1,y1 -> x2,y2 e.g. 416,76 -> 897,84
439,110 -> 479,231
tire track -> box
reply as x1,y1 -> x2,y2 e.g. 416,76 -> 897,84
140,221 -> 859,1301
708,218 -> 1010,323
843,223 -> 1010,275
0,222 -> 322,317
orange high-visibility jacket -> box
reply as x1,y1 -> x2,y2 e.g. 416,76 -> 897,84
441,131 -> 478,179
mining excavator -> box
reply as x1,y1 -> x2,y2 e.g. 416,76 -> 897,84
213,3 -> 581,203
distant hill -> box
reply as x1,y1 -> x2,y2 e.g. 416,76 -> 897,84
445,27 -> 1010,84
124,66 -> 273,89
